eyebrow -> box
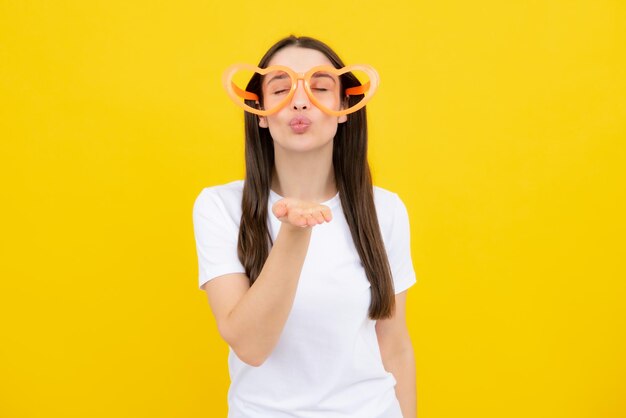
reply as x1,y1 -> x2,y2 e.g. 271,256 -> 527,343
266,73 -> 290,86
265,71 -> 338,86
311,72 -> 337,83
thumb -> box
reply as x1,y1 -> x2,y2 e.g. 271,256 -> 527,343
272,200 -> 288,218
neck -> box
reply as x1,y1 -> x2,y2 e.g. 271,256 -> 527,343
271,141 -> 337,202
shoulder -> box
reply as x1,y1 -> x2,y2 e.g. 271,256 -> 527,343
193,179 -> 244,222
372,185 -> 408,239
194,179 -> 244,205
373,184 -> 400,208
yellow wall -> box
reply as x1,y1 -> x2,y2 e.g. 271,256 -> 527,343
1,1 -> 624,417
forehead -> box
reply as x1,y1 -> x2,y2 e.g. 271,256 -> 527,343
266,46 -> 334,73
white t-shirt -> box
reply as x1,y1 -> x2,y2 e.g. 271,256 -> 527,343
192,179 -> 417,418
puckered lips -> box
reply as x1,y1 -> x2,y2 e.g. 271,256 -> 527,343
289,116 -> 311,134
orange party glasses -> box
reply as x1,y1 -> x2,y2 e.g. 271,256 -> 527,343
222,63 -> 380,116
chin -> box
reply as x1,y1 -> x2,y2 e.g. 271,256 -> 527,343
279,142 -> 327,153
274,136 -> 334,153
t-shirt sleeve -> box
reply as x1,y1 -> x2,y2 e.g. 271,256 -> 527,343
192,188 -> 246,290
387,193 -> 418,294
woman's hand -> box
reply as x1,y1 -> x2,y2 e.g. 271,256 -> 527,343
272,198 -> 333,228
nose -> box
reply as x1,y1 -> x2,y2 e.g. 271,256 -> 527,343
291,80 -> 309,111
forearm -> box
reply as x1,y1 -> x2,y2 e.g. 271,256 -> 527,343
225,223 -> 311,366
384,347 -> 417,418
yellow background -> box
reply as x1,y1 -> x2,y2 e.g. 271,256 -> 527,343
1,1 -> 625,417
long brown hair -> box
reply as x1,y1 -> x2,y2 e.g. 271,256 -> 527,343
237,35 -> 395,319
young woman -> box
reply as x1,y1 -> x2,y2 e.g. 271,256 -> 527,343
193,35 -> 417,418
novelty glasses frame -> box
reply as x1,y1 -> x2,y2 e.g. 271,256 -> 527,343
222,63 -> 380,117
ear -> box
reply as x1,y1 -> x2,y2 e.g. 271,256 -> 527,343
255,100 -> 268,128
338,96 -> 348,123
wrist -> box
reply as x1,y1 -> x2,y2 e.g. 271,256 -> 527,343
279,222 -> 312,235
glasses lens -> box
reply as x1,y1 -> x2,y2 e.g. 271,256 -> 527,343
309,71 -> 340,98
260,69 -> 294,113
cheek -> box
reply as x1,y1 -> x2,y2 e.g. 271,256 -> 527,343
313,93 -> 342,110
264,116 -> 287,139
262,95 -> 280,112
264,114 -> 283,129
317,115 -> 341,137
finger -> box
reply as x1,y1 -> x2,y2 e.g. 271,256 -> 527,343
272,201 -> 287,218
300,215 -> 311,227
307,209 -> 322,225
291,211 -> 309,228
320,206 -> 333,222
297,209 -> 314,227
312,210 -> 325,224
298,210 -> 310,226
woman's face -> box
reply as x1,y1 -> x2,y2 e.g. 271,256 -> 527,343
258,46 -> 347,153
